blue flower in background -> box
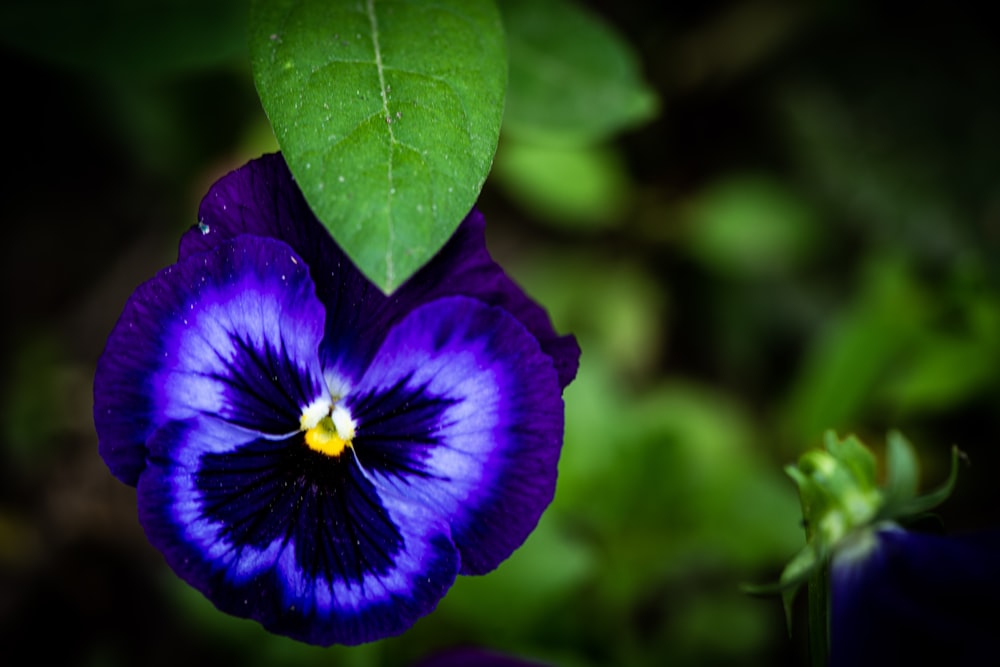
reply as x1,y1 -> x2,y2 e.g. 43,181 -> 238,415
93,154 -> 580,645
830,522 -> 1000,667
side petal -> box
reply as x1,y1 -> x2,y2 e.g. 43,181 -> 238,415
93,236 -> 326,485
347,296 -> 565,575
396,209 -> 581,390
138,418 -> 460,646
830,523 -> 1000,667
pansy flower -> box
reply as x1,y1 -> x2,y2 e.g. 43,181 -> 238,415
93,153 -> 579,645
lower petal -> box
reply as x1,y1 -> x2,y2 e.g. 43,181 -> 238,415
347,296 -> 565,575
138,418 -> 459,646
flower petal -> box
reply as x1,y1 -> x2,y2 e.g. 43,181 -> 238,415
186,154 -> 580,389
138,418 -> 460,646
830,524 -> 1000,666
94,236 -> 326,485
395,209 -> 580,390
184,154 -> 388,384
346,296 -> 564,575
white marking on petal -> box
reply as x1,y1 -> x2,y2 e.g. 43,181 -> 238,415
331,403 -> 357,441
300,397 -> 333,431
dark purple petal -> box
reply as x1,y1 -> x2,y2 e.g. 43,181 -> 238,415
394,209 -> 580,391
185,153 -> 579,390
830,523 -> 1000,667
138,417 -> 460,646
182,154 -> 323,261
94,235 -> 327,485
185,154 -> 386,384
346,296 -> 564,575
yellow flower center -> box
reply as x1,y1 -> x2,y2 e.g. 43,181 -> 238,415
300,400 -> 356,458
304,416 -> 350,457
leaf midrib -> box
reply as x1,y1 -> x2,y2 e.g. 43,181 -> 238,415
365,0 -> 396,289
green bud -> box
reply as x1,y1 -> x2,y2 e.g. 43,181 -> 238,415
747,429 -> 963,645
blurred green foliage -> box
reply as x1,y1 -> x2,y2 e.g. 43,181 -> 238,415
499,0 -> 658,146
2,1 -> 999,666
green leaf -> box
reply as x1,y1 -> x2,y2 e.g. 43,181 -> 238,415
825,432 -> 877,493
891,445 -> 962,519
883,430 -> 920,506
250,0 -> 506,292
683,174 -> 823,277
883,335 -> 1000,413
780,257 -> 929,440
500,0 -> 658,145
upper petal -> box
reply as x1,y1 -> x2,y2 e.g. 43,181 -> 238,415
185,154 -> 579,389
185,153 -> 387,384
93,235 -> 327,485
830,524 -> 1000,667
346,296 -> 565,575
138,417 -> 460,646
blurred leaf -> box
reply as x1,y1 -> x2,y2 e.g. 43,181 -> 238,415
538,348 -> 800,664
776,83 -> 978,262
667,592 -> 779,663
0,0 -> 248,77
250,0 -> 506,293
570,375 -> 801,581
99,71 -> 263,178
683,174 -> 823,276
883,431 -> 919,507
499,252 -> 666,380
671,0 -> 811,88
492,140 -> 632,229
781,258 -> 929,440
436,511 -> 594,642
883,335 -> 1000,413
875,260 -> 1000,413
2,334 -> 68,470
626,383 -> 802,568
500,0 -> 658,145
557,350 -> 630,487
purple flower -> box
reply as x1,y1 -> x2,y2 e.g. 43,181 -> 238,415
93,153 -> 579,645
830,522 -> 1000,667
